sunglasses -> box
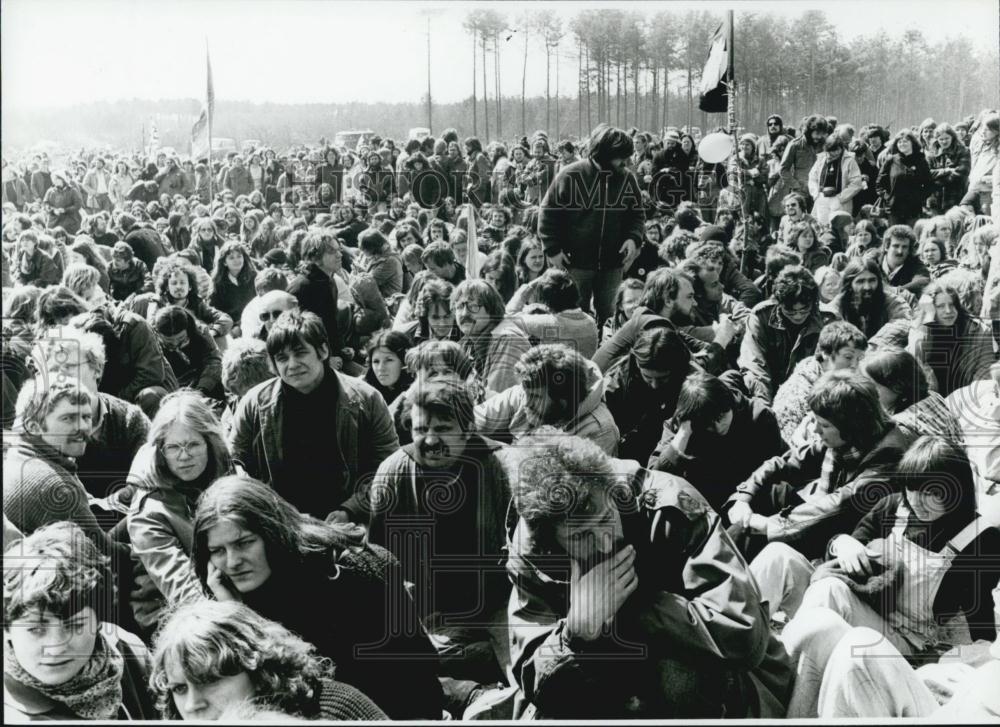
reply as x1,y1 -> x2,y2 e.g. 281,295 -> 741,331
259,309 -> 285,322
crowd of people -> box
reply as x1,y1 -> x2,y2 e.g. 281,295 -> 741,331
2,109 -> 999,721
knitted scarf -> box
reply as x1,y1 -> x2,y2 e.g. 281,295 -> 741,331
817,444 -> 864,493
4,626 -> 124,720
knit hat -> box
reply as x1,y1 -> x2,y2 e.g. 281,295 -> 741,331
698,225 -> 728,243
664,130 -> 681,144
263,248 -> 288,267
739,133 -> 758,145
112,241 -> 133,261
767,114 -> 784,127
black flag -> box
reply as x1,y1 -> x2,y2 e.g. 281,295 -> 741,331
698,21 -> 732,113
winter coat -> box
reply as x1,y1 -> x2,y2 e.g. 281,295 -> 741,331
76,304 -> 175,403
230,371 -> 399,510
125,445 -> 206,632
807,153 -> 864,224
160,323 -> 223,398
156,167 -> 186,197
358,435 -> 511,620
210,272 -> 256,325
876,152 -> 932,220
927,143 -> 972,212
13,247 -> 60,287
539,158 -> 646,271
222,165 -> 253,196
779,136 -> 821,201
3,623 -> 156,721
356,252 -> 403,298
882,254 -> 931,297
738,300 -> 837,404
909,315 -> 997,397
649,390 -> 788,512
727,424 -> 913,558
287,263 -> 339,347
466,150 -> 493,206
474,359 -> 619,453
108,258 -> 153,301
507,462 -> 794,719
2,176 -> 30,210
43,184 -> 84,235
122,226 -> 167,270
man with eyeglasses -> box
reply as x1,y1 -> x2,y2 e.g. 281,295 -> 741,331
739,265 -> 836,405
254,290 -> 299,337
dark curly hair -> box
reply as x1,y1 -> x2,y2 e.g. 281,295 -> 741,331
773,265 -> 819,308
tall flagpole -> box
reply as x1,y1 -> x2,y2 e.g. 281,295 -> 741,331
206,40 -> 214,204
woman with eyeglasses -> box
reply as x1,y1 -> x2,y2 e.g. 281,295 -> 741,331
126,390 -> 234,639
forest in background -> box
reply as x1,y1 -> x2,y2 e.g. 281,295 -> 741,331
3,8 -> 997,153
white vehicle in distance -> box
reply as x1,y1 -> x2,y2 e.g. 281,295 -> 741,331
212,137 -> 238,156
408,127 -> 431,142
333,129 -> 375,151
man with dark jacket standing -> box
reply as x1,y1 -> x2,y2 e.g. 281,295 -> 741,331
287,231 -> 342,366
539,124 -> 645,326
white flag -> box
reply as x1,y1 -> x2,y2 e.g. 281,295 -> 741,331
465,205 -> 480,279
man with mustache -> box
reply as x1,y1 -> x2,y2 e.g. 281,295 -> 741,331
826,258 -> 911,339
779,114 -> 831,209
3,377 -> 108,553
350,378 -> 513,715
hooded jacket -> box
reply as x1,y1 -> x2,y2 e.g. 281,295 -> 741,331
42,176 -> 84,235
474,359 -> 619,454
538,158 -> 646,270
506,462 -> 793,719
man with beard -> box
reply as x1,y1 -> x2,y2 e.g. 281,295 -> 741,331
594,266 -> 735,374
474,343 -> 619,453
826,258 -> 911,339
221,154 -> 252,196
779,115 -> 830,208
156,156 -> 187,197
3,377 -> 107,551
757,114 -> 787,158
539,124 -> 645,327
352,378 -> 513,710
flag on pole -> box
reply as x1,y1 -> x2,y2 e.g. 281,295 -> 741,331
465,205 -> 480,279
191,46 -> 215,161
698,20 -> 732,113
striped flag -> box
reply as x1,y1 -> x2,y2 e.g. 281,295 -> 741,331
191,45 -> 215,161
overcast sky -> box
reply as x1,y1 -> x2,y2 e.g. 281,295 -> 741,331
3,0 -> 996,109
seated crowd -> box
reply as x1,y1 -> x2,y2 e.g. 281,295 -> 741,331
2,113 -> 999,721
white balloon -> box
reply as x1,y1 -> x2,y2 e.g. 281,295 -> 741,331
698,132 -> 735,164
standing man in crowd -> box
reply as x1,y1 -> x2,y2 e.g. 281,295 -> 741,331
539,123 -> 646,326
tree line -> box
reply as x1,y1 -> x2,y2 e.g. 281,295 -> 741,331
3,8 -> 996,153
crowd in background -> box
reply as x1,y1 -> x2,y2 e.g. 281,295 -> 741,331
2,108 -> 999,721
